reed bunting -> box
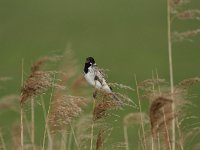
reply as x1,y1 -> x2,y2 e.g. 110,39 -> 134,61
84,57 -> 121,102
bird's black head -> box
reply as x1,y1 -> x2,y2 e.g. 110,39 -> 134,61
86,57 -> 95,65
84,57 -> 96,73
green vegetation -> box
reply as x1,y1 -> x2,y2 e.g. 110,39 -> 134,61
0,0 -> 200,149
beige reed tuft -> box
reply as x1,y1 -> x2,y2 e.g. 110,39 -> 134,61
20,56 -> 62,104
49,95 -> 88,132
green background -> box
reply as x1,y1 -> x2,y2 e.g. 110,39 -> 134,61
0,0 -> 200,149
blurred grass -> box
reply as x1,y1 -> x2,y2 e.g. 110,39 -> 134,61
0,0 -> 200,149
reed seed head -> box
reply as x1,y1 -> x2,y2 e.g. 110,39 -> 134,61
49,95 -> 87,132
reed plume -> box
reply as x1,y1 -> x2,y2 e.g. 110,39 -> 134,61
45,50 -> 91,150
150,95 -> 173,137
0,95 -> 19,111
123,112 -> 148,126
177,77 -> 200,87
20,57 -> 60,104
49,95 -> 87,132
93,95 -> 121,121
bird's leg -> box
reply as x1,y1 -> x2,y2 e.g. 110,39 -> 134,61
93,78 -> 98,99
93,89 -> 97,99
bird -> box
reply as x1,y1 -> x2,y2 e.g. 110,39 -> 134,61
84,57 -> 122,102
84,57 -> 112,94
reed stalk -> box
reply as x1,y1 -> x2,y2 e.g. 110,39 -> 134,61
31,98 -> 35,149
41,95 -> 52,150
70,123 -> 79,150
134,75 -> 147,150
20,59 -> 24,150
90,100 -> 96,150
67,130 -> 72,150
42,74 -> 56,150
167,0 -> 176,149
123,125 -> 129,150
0,130 -> 6,150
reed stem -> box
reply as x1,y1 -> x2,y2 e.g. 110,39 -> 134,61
134,75 -> 147,150
167,0 -> 176,149
70,123 -> 79,150
42,74 -> 56,150
0,130 -> 6,150
20,59 -> 24,150
31,98 -> 35,149
124,125 -> 129,150
90,100 -> 96,150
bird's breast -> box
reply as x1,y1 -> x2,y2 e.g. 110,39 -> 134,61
84,71 -> 95,86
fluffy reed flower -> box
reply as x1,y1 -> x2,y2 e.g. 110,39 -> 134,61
20,71 -> 54,104
49,95 -> 87,132
123,112 -> 148,127
20,57 -> 61,104
0,95 -> 19,111
109,83 -> 135,91
92,79 -> 137,121
0,77 -> 12,81
149,95 -> 173,136
138,79 -> 166,90
172,29 -> 200,42
170,0 -> 190,9
177,9 -> 200,20
92,90 -> 122,121
177,77 -> 200,87
93,100 -> 120,121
